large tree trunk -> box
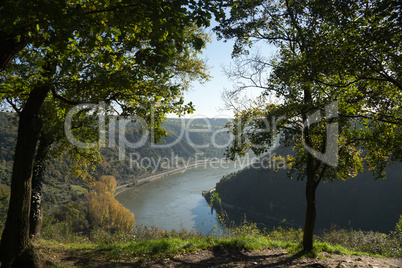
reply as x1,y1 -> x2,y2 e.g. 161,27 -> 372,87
30,134 -> 53,238
30,163 -> 45,239
0,83 -> 49,267
302,161 -> 319,252
0,32 -> 26,72
301,85 -> 320,252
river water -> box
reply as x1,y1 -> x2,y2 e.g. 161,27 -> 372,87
116,161 -> 247,233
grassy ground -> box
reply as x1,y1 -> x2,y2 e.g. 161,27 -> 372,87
36,223 -> 402,267
36,234 -> 402,267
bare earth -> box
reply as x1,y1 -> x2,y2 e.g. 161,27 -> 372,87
40,243 -> 402,268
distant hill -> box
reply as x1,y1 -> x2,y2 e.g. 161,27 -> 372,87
213,146 -> 402,233
0,112 -> 231,206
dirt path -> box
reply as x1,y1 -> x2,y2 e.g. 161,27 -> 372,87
40,243 -> 402,268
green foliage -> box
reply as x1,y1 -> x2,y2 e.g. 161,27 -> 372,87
209,191 -> 221,208
319,227 -> 402,257
38,212 -> 402,259
215,0 -> 401,251
41,197 -> 134,244
267,226 -> 303,244
132,224 -> 202,242
39,223 -> 402,260
41,218 -> 87,244
89,227 -> 129,244
0,114 -> 231,207
0,0 -> 219,262
0,18 -> 214,187
41,201 -> 90,243
395,215 -> 402,235
216,0 -> 401,180
0,184 -> 10,231
0,0 -> 216,70
70,185 -> 87,195
59,201 -> 90,233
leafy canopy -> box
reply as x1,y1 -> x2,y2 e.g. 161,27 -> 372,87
1,1 -> 214,179
216,0 -> 401,181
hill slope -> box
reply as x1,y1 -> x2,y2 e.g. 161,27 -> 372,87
0,113 -> 231,206
213,146 -> 402,233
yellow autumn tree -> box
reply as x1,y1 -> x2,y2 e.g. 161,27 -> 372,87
85,176 -> 135,233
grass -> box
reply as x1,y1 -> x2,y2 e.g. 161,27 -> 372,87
37,224 -> 402,263
317,227 -> 402,257
70,185 -> 87,195
36,235 -> 380,265
38,235 -> 289,261
38,213 -> 402,264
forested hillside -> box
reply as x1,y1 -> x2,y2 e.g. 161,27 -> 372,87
0,112 -> 230,206
213,146 -> 402,233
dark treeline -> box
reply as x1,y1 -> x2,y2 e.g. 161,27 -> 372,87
213,146 -> 402,233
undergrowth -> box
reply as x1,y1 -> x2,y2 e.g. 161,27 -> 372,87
37,191 -> 402,260
39,219 -> 402,260
317,226 -> 402,257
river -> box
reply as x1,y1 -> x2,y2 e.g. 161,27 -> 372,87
115,161 -> 248,234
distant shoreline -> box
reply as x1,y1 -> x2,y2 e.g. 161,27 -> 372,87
114,160 -> 226,197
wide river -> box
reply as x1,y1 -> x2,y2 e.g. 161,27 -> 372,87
116,161 -> 248,233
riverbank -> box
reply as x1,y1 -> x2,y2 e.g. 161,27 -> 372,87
114,160 -> 226,196
203,188 -> 299,229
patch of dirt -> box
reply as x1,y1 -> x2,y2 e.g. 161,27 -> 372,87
161,248 -> 402,268
37,243 -> 402,268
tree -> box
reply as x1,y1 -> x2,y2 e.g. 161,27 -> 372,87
0,184 -> 10,230
29,131 -> 54,238
85,176 -> 135,233
29,109 -> 100,238
215,0 -> 401,251
0,0 -> 219,71
0,1 -> 217,265
56,201 -> 90,235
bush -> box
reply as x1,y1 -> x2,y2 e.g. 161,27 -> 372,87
266,226 -> 303,243
318,226 -> 402,257
41,214 -> 89,243
395,215 -> 402,235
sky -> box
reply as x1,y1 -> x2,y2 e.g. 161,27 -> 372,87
181,28 -> 235,119
184,22 -> 275,118
179,26 -> 276,119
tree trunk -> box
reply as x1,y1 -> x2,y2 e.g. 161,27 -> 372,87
0,83 -> 49,267
0,31 -> 26,72
301,84 -> 319,252
30,134 -> 53,238
302,172 -> 318,251
29,196 -> 43,239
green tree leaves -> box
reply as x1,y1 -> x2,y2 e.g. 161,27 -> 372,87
0,0 -> 218,264
215,0 -> 401,251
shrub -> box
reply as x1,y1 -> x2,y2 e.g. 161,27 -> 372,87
395,215 -> 402,235
319,226 -> 402,257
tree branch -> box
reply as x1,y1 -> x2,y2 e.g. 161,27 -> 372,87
6,98 -> 21,115
51,88 -> 96,106
83,3 -> 142,16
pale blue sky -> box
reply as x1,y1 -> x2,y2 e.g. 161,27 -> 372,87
182,27 -> 236,118
182,26 -> 276,119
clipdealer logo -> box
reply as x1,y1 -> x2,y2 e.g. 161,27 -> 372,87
302,101 -> 338,167
64,101 -> 339,168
